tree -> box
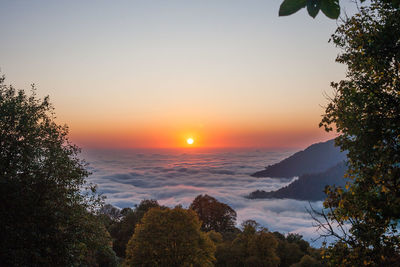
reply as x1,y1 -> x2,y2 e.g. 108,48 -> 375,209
275,241 -> 303,267
107,199 -> 162,258
215,220 -> 280,267
99,204 -> 123,222
75,212 -> 119,267
0,77 -> 116,266
291,255 -> 322,267
124,207 -> 216,267
190,194 -> 237,233
247,231 -> 280,267
286,233 -> 309,253
273,232 -> 320,267
278,0 -> 400,19
312,2 -> 400,265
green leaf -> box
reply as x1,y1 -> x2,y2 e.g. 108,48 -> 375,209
307,0 -> 321,18
320,0 -> 340,19
279,0 -> 307,16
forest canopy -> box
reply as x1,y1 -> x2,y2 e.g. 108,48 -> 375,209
0,76 -> 117,266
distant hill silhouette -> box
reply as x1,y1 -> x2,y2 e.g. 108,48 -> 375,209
251,139 -> 346,178
247,162 -> 347,201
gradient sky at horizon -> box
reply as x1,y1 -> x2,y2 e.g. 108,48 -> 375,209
0,0 -> 358,149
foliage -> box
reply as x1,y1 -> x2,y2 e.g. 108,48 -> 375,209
271,232 -> 323,267
314,2 -> 400,265
276,241 -> 303,266
279,0 -> 340,19
102,195 -> 320,266
100,204 -> 123,222
279,0 -> 400,19
93,195 -> 326,266
75,212 -> 119,267
190,194 -> 237,233
291,254 -> 322,267
207,230 -> 224,244
107,199 -> 162,258
214,220 -> 280,267
124,206 -> 215,267
0,77 -> 117,266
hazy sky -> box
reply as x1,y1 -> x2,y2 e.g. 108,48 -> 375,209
0,0 -> 357,148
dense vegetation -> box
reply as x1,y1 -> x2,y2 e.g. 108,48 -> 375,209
190,194 -> 237,233
0,77 -> 117,266
100,198 -> 323,267
279,1 -> 400,264
97,195 -> 324,266
125,207 -> 216,266
316,2 -> 400,265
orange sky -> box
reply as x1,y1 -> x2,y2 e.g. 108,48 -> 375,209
0,1 -> 350,149
67,115 -> 336,149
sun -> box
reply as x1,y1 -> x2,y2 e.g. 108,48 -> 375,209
186,138 -> 194,145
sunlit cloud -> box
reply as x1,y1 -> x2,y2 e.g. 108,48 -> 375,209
85,148 -> 326,246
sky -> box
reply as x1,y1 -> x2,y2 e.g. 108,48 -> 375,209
0,0 -> 357,149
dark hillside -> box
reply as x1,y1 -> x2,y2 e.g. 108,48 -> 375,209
248,162 -> 347,201
251,139 -> 346,178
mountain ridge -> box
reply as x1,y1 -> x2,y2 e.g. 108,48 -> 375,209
251,139 -> 346,178
247,162 -> 347,201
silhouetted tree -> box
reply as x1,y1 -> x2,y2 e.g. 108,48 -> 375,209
108,199 -> 162,258
279,0 -> 400,265
311,2 -> 400,265
100,204 -> 122,222
292,255 -> 322,267
286,233 -> 309,253
276,241 -> 303,267
215,220 -> 280,267
190,194 -> 237,233
0,77 -> 116,266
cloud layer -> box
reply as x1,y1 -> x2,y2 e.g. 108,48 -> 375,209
83,148 -> 325,245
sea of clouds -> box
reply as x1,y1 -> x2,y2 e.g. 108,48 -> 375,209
82,148 -> 325,245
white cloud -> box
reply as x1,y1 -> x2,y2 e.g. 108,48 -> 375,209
84,148 -> 325,245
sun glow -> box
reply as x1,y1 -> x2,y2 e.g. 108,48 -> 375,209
186,138 -> 194,145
